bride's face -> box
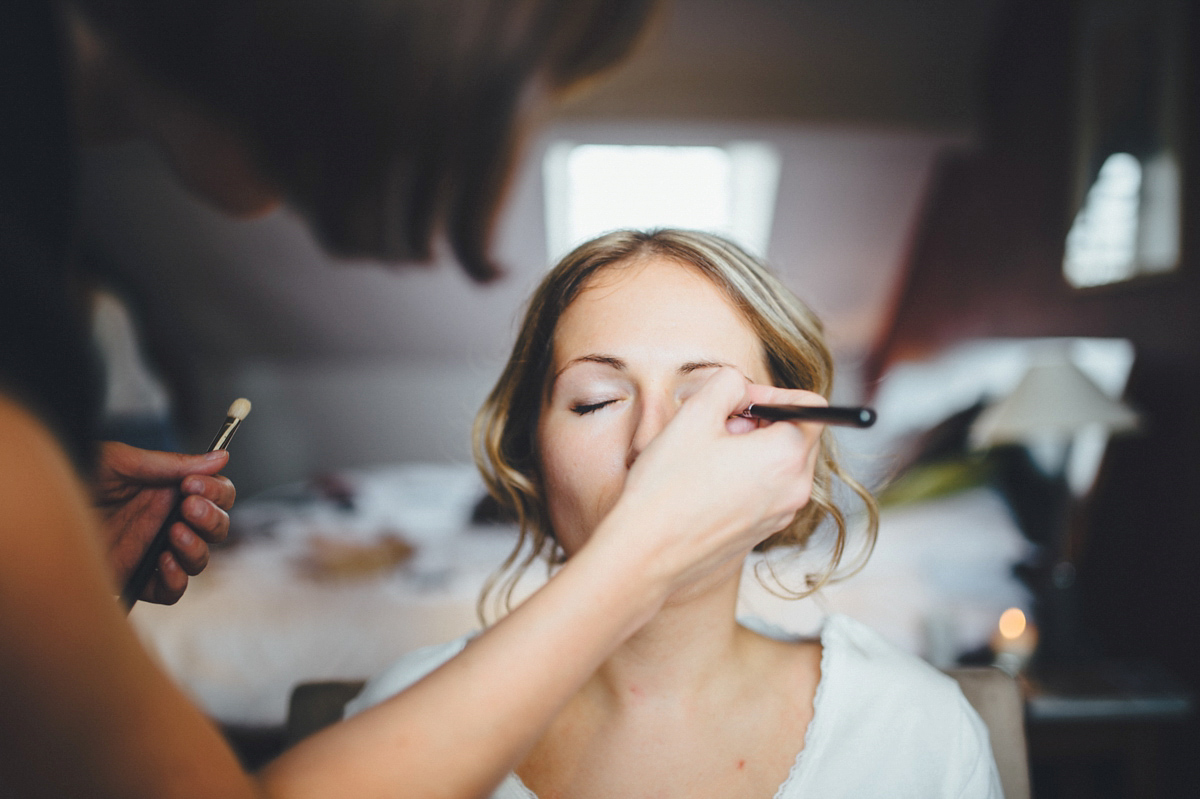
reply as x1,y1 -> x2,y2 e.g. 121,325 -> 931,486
536,256 -> 772,556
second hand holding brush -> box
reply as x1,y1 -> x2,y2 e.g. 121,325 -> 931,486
120,398 -> 251,609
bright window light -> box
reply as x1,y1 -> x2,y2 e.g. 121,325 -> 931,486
1064,153 -> 1142,288
543,142 -> 781,263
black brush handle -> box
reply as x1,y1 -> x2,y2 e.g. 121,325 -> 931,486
120,491 -> 184,610
745,404 -> 877,428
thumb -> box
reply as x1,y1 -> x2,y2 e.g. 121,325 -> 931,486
106,442 -> 228,483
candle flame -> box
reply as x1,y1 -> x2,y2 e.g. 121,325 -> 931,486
998,608 -> 1026,640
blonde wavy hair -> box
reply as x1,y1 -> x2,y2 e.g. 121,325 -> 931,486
474,229 -> 878,620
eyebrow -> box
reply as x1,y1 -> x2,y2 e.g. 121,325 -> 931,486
553,355 -> 735,383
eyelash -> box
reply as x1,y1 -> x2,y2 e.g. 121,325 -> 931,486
570,400 -> 616,415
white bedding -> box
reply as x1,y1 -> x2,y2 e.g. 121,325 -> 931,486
130,526 -> 519,726
131,471 -> 1029,726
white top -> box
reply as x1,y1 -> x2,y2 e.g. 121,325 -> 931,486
347,614 -> 1003,798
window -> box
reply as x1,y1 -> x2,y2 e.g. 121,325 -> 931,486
543,142 -> 780,263
1064,0 -> 1184,289
1063,151 -> 1180,288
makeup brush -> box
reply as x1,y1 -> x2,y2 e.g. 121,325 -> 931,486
121,398 -> 252,610
741,403 -> 876,428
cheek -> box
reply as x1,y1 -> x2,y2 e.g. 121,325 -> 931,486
537,420 -> 628,554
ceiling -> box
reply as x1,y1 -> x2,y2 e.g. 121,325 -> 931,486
558,0 -> 1003,128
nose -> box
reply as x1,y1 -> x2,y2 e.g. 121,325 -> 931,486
626,393 -> 678,468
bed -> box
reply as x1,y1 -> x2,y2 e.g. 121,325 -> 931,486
129,475 -> 1030,729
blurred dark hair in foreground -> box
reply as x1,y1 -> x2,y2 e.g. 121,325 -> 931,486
75,0 -> 661,280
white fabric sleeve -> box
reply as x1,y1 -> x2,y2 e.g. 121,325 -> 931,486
343,636 -> 471,720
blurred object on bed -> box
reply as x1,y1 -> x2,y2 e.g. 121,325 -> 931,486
295,534 -> 415,581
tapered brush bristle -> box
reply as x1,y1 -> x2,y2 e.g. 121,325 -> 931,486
226,398 -> 252,420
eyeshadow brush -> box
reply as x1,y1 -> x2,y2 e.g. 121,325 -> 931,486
120,398 -> 252,610
741,403 -> 876,428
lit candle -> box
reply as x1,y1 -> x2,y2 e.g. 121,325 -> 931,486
991,607 -> 1038,674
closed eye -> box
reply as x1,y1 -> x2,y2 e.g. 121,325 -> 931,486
571,400 -> 617,415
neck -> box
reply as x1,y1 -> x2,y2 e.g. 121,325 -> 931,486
590,561 -> 751,706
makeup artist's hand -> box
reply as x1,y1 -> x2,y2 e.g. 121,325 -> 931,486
602,368 -> 825,594
93,442 -> 237,604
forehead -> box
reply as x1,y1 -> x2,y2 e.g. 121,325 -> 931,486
550,255 -> 766,371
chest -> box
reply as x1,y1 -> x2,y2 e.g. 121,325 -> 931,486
515,694 -> 812,799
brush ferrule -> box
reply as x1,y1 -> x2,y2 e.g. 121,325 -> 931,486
208,416 -> 243,451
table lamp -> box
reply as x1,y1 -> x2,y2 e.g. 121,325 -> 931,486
970,345 -> 1140,666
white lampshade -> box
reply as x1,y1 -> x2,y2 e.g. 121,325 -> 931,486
970,355 -> 1140,449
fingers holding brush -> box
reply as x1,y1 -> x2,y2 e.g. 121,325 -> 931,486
120,399 -> 251,609
142,550 -> 189,605
172,505 -> 216,572
180,474 -> 235,545
95,445 -> 236,595
138,470 -> 233,602
140,510 -> 221,603
134,484 -> 228,602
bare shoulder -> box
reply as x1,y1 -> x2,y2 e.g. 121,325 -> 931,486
0,393 -> 76,468
0,390 -> 113,616
0,393 -> 93,534
0,392 -> 55,448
